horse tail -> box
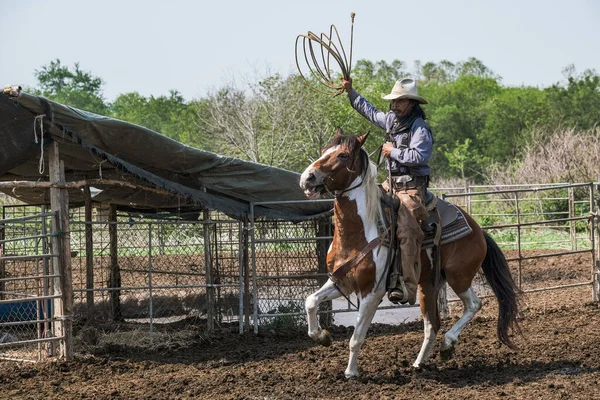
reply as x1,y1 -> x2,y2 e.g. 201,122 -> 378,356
480,231 -> 522,348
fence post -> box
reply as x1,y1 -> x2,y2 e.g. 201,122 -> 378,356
241,216 -> 251,333
48,142 -> 73,360
248,205 -> 259,334
466,181 -> 472,215
595,184 -> 600,302
148,223 -> 153,334
568,187 -> 576,251
316,217 -> 332,327
203,210 -> 214,331
0,205 -> 5,301
84,185 -> 94,317
238,220 -> 245,334
108,204 -> 122,321
41,206 -> 53,356
514,192 -> 522,288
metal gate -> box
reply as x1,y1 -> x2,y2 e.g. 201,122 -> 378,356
0,208 -> 65,361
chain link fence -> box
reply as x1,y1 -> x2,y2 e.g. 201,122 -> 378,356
68,209 -> 244,329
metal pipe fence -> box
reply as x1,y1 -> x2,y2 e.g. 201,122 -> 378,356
441,182 -> 597,311
0,181 -> 598,361
249,182 -> 598,328
0,209 -> 63,362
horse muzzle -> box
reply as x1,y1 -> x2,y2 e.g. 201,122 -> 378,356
300,170 -> 326,199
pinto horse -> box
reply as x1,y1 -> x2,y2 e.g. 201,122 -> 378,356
299,129 -> 521,378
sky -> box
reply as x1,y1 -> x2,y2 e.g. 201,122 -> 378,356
1,0 -> 599,102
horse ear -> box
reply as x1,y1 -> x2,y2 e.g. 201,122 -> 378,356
335,127 -> 344,137
357,132 -> 370,147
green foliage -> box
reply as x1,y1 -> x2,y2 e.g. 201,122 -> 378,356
443,138 -> 472,179
265,301 -> 305,331
545,67 -> 600,130
111,90 -> 200,145
34,59 -> 108,115
29,58 -> 600,182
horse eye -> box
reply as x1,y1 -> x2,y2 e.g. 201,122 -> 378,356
337,153 -> 349,160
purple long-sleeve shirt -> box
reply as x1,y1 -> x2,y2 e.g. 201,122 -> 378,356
348,89 -> 432,176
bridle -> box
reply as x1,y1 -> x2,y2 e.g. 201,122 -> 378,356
330,148 -> 369,198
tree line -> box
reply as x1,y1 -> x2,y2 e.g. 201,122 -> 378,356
31,58 -> 600,183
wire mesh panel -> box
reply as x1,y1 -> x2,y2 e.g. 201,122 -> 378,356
69,210 -> 244,331
0,206 -> 62,361
211,214 -> 243,325
249,203 -> 333,331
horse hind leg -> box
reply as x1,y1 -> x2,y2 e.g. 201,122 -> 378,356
440,286 -> 482,360
305,280 -> 343,347
344,291 -> 383,379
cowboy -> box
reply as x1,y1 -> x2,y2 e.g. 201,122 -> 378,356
341,76 -> 432,305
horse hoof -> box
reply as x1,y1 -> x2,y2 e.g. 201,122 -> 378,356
317,330 -> 332,347
344,372 -> 360,380
440,345 -> 455,361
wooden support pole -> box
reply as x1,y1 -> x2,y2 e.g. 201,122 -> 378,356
242,218 -> 250,333
0,207 -> 5,301
0,179 -> 175,197
48,141 -> 73,361
84,186 -> 94,317
203,209 -> 214,331
108,204 -> 122,321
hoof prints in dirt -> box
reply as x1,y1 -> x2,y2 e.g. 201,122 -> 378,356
2,303 -> 600,399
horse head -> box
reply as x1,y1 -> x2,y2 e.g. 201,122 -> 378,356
300,128 -> 370,199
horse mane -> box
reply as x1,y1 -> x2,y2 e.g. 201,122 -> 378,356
363,154 -> 381,224
327,133 -> 381,223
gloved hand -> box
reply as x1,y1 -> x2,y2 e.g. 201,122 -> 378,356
341,77 -> 353,93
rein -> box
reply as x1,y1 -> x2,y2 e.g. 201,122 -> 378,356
328,226 -> 390,283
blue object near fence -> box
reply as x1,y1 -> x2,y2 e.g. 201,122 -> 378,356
0,301 -> 39,323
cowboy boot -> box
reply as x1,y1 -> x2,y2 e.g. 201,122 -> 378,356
388,248 -> 409,304
392,204 -> 423,305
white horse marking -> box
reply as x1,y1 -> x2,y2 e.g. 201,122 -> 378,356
441,287 -> 482,352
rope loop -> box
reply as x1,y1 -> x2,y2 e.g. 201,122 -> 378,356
295,13 -> 355,96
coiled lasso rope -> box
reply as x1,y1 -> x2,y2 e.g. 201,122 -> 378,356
295,12 -> 356,96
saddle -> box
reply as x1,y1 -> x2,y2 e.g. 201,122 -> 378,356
421,192 -> 473,249
378,187 -> 472,248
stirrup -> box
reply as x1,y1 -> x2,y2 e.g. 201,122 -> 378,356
388,279 -> 409,304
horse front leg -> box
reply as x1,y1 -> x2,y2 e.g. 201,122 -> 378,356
305,279 -> 342,347
345,291 -> 384,379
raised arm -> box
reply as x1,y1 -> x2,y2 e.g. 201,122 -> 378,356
342,77 -> 387,130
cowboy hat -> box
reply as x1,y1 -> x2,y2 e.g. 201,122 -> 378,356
381,77 -> 428,104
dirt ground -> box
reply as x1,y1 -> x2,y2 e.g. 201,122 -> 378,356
1,253 -> 599,400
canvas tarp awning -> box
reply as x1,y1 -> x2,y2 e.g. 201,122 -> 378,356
0,92 -> 332,221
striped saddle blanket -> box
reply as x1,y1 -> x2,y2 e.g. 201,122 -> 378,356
422,197 -> 472,249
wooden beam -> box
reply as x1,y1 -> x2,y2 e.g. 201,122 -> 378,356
0,179 -> 179,198
84,185 -> 94,316
48,141 -> 73,361
108,204 -> 122,321
0,210 -> 5,301
203,209 -> 214,330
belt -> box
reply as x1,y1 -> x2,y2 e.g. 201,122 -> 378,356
392,175 -> 429,188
